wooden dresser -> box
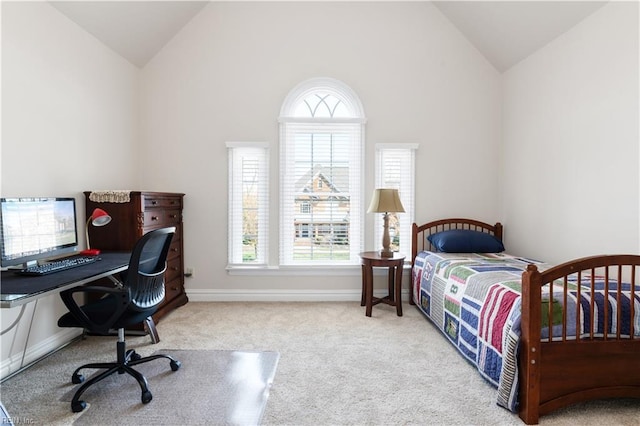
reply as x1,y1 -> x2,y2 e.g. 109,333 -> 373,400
84,191 -> 188,323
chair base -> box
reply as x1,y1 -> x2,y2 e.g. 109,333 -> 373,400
69,337 -> 180,412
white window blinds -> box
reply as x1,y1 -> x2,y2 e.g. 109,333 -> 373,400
227,142 -> 269,266
280,122 -> 362,265
373,144 -> 418,258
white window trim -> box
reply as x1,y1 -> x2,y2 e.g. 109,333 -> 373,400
279,77 -> 367,123
225,263 -> 411,276
373,143 -> 418,259
226,141 -> 269,268
279,78 -> 366,267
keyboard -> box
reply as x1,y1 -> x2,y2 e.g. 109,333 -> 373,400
16,256 -> 98,276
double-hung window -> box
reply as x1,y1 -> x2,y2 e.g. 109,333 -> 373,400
279,78 -> 366,266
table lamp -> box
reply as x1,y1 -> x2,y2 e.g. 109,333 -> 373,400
367,188 -> 405,258
80,208 -> 112,256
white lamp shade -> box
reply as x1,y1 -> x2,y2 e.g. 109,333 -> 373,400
367,188 -> 405,213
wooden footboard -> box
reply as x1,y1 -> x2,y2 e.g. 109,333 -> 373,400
520,255 -> 640,424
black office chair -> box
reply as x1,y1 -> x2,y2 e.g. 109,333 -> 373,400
58,227 -> 181,413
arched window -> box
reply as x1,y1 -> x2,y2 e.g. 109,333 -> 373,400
279,78 -> 366,265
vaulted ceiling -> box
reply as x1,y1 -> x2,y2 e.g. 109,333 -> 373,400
49,1 -> 608,71
50,1 -> 209,68
432,1 -> 607,71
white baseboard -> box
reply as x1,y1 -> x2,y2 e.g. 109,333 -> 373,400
1,328 -> 81,381
186,288 -> 411,302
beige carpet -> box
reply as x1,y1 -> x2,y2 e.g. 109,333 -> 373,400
1,302 -> 639,425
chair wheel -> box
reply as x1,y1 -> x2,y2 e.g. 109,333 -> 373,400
142,390 -> 153,404
72,401 -> 87,413
130,352 -> 142,361
72,373 -> 84,384
170,360 -> 181,371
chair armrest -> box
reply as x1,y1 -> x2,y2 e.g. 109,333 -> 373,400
60,286 -> 131,335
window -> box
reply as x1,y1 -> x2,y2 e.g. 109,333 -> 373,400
373,144 -> 418,258
227,142 -> 269,266
280,78 -> 366,265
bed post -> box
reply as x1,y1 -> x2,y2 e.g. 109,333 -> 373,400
494,222 -> 503,241
410,223 -> 418,305
519,264 -> 542,424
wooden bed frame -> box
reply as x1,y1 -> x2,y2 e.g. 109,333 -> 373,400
411,218 -> 640,424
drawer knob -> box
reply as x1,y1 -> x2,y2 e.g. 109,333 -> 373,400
151,201 -> 158,205
151,216 -> 159,221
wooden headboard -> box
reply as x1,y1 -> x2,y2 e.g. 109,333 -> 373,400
411,218 -> 503,263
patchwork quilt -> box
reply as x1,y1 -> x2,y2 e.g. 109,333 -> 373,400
412,251 -> 640,412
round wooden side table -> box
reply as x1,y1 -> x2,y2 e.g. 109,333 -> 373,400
359,251 -> 406,317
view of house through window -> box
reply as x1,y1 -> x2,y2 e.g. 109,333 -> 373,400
290,129 -> 353,261
280,78 -> 365,265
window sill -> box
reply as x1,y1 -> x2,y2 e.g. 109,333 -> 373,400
226,263 -> 411,276
226,265 -> 360,276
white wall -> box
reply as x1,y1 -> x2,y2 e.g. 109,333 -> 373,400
3,0 -> 637,380
1,2 -> 139,378
2,0 -> 636,382
139,2 -> 502,298
502,1 -> 639,263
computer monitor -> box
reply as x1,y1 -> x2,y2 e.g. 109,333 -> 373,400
0,197 -> 79,268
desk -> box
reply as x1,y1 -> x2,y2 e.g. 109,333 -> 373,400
359,251 -> 406,317
1,253 -> 130,380
1,252 -> 131,308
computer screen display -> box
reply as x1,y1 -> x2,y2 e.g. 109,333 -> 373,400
0,197 -> 79,268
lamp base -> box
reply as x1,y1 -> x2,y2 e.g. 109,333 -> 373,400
380,250 -> 394,258
80,249 -> 101,256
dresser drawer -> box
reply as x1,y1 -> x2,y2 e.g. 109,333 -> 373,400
144,195 -> 182,210
143,209 -> 181,228
165,256 -> 182,282
163,276 -> 183,304
168,237 -> 181,259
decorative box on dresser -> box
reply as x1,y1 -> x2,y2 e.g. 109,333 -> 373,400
84,191 -> 188,325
